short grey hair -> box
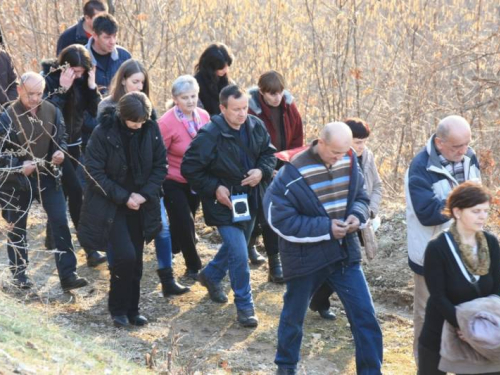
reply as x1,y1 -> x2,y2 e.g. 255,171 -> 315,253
171,75 -> 199,97
20,71 -> 45,87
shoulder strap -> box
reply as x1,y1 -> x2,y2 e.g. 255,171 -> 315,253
444,231 -> 481,292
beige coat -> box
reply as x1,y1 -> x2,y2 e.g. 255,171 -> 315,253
439,295 -> 500,374
360,147 -> 382,217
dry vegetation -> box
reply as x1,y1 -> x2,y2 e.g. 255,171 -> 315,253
1,0 -> 500,190
1,0 -> 500,374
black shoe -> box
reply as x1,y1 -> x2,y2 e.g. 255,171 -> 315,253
318,308 -> 337,320
198,269 -> 228,303
112,315 -> 130,328
268,254 -> 284,283
248,246 -> 266,265
237,308 -> 259,327
128,314 -> 148,326
12,273 -> 34,290
184,268 -> 200,280
60,275 -> 89,292
276,366 -> 297,375
86,251 -> 107,268
157,268 -> 190,296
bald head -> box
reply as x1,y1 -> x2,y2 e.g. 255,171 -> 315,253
436,115 -> 471,141
434,115 -> 472,162
17,72 -> 45,112
317,122 -> 353,167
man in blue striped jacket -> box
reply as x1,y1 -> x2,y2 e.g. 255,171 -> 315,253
264,122 -> 383,375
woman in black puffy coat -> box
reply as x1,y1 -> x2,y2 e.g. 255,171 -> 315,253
78,92 -> 167,328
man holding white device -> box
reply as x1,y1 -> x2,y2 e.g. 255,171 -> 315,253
181,85 -> 276,327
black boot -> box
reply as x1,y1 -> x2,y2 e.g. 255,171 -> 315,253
248,246 -> 266,265
157,267 -> 190,297
268,253 -> 284,283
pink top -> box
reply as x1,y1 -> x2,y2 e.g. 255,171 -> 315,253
158,107 -> 210,183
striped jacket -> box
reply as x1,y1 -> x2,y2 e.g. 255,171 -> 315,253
263,144 -> 370,280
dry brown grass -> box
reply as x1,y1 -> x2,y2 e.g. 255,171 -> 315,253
1,0 -> 500,191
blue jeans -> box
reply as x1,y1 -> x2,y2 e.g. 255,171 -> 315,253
276,262 -> 383,374
154,199 -> 172,269
203,217 -> 256,311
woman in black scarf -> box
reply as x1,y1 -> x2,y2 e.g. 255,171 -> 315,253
78,92 -> 167,327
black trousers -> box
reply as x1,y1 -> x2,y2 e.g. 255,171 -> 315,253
162,179 -> 202,271
309,282 -> 335,311
106,209 -> 145,317
2,175 -> 78,280
248,200 -> 279,256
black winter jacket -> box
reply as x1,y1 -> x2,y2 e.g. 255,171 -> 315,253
77,106 -> 167,251
181,114 -> 276,227
42,60 -> 101,145
0,100 -> 67,191
0,49 -> 18,107
194,72 -> 230,115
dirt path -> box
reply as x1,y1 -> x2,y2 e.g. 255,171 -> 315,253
0,201 -> 416,374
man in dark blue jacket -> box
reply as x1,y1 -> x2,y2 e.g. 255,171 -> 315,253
56,0 -> 108,54
404,115 -> 480,364
82,14 -> 131,148
182,85 -> 276,328
264,122 -> 383,374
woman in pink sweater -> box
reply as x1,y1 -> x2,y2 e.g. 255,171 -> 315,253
158,75 -> 210,279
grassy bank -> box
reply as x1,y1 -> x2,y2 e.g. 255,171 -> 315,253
0,291 -> 150,374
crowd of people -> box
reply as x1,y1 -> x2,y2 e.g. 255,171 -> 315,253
1,1 -> 499,374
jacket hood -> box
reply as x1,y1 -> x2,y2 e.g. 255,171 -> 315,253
41,59 -> 60,75
97,103 -> 158,130
247,86 -> 294,115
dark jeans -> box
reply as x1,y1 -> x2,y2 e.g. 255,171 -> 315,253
162,179 -> 201,271
417,343 -> 500,375
4,175 -> 78,280
106,209 -> 144,317
248,201 -> 279,256
276,262 -> 383,374
46,145 -> 88,253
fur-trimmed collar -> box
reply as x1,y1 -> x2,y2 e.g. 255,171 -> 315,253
247,86 -> 294,115
40,59 -> 60,76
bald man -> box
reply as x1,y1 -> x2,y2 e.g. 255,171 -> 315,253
404,115 -> 481,365
0,72 -> 88,291
264,122 -> 383,374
